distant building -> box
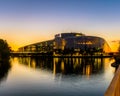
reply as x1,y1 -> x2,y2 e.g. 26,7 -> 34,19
18,32 -> 111,54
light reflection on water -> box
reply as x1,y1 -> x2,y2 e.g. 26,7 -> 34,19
0,57 -> 115,96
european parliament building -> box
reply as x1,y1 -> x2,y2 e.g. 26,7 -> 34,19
18,32 -> 111,55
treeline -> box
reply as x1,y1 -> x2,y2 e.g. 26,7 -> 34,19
0,39 -> 11,84
0,39 -> 10,60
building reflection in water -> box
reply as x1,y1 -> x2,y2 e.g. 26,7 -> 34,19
18,56 -> 105,76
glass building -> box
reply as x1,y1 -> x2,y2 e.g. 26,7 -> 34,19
18,32 -> 111,54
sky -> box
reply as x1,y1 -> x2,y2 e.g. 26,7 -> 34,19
0,0 -> 120,51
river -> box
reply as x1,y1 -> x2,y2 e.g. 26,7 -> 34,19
0,57 -> 115,96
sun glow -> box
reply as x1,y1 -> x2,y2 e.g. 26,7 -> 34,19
109,41 -> 120,52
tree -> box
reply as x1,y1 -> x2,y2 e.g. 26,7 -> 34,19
0,39 -> 10,60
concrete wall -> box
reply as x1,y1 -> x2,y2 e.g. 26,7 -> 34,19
104,65 -> 120,96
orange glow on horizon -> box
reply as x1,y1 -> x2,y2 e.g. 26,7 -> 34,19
1,27 -> 119,52
109,41 -> 119,52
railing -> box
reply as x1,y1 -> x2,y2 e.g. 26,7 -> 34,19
10,51 -> 53,57
104,65 -> 120,96
10,51 -> 113,58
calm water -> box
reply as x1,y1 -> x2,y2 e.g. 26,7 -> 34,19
0,57 -> 115,96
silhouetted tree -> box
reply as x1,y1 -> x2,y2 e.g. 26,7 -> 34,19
0,39 -> 11,84
0,39 -> 10,60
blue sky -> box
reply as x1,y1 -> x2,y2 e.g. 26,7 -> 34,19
0,0 -> 120,50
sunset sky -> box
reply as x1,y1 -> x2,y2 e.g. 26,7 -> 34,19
0,0 -> 120,51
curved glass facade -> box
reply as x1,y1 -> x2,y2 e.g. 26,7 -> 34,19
19,33 -> 111,53
54,33 -> 111,53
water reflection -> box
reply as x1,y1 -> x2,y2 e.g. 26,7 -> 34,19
18,57 -> 106,76
0,60 -> 11,84
0,57 -> 113,96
